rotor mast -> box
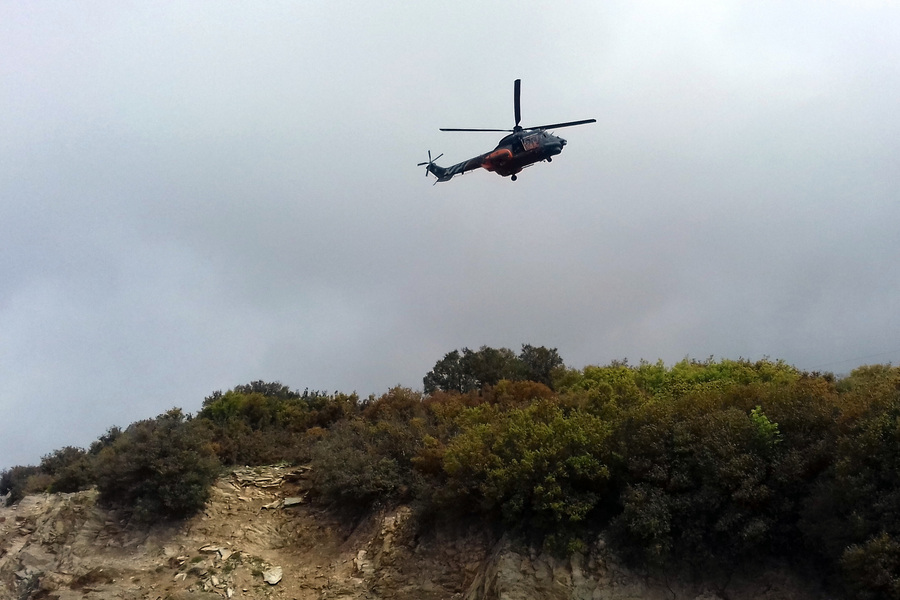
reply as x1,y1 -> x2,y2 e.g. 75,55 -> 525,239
513,79 -> 522,132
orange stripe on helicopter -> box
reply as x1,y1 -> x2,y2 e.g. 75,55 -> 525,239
480,148 -> 513,172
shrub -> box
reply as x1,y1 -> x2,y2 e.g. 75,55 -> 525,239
0,465 -> 41,504
22,472 -> 54,496
310,387 -> 432,512
443,399 -> 613,547
611,395 -> 780,567
309,419 -> 409,511
40,446 -> 96,493
197,419 -> 310,466
198,383 -> 358,464
481,380 -> 556,409
841,532 -> 900,600
558,362 -> 645,417
94,408 -> 220,521
361,386 -> 427,423
800,391 -> 900,562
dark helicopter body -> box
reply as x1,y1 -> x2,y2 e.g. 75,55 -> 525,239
419,79 -> 594,182
425,129 -> 567,182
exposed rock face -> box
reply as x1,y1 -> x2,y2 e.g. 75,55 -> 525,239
0,466 -> 828,599
465,536 -> 828,600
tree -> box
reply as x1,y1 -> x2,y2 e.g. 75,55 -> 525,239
518,344 -> 564,389
424,349 -> 478,394
467,346 -> 522,387
424,345 -> 565,394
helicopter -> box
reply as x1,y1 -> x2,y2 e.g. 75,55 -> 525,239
418,79 -> 595,182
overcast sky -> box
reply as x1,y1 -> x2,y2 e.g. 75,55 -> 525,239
2,1 -> 899,470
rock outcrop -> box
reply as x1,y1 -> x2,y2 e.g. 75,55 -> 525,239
0,466 -> 828,599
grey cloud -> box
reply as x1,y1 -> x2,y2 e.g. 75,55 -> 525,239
2,1 -> 899,469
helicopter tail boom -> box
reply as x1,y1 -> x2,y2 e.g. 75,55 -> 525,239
425,162 -> 452,182
418,151 -> 483,182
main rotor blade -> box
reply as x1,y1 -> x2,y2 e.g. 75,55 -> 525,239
514,79 -> 521,128
439,128 -> 513,132
526,118 -> 597,130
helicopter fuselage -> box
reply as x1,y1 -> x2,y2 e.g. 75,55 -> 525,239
484,129 -> 567,176
425,129 -> 567,182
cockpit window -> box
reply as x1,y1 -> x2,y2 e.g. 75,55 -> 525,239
522,133 -> 541,151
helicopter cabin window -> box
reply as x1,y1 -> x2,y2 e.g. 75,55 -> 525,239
522,133 -> 541,151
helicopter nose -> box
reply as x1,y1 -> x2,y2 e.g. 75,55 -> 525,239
560,137 -> 567,146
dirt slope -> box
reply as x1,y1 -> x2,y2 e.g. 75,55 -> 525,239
0,466 -> 829,600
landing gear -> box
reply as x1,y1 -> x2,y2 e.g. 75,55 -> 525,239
511,175 -> 517,181
547,157 -> 552,162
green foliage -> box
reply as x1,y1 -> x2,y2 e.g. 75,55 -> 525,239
89,426 -> 122,454
801,390 -> 900,561
0,465 -> 41,504
200,383 -> 354,432
40,446 -> 95,493
612,395 -> 780,567
423,349 -> 479,394
310,387 -> 428,511
841,532 -> 900,600
362,386 -> 427,423
444,399 -> 612,546
309,419 -> 408,511
199,421 -> 307,466
94,408 -> 220,521
835,364 -> 900,422
2,441 -> 110,505
558,361 -> 645,417
749,406 -> 782,454
198,381 -> 358,464
560,357 -> 801,404
423,344 -> 564,394
481,380 -> 556,409
467,346 -> 524,388
518,344 -> 564,389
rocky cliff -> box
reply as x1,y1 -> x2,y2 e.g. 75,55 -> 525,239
0,465 -> 829,600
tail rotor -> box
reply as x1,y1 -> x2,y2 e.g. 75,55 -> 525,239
417,150 -> 444,175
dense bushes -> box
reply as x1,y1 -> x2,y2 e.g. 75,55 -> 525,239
1,410 -> 219,522
5,355 -> 900,598
41,445 -> 99,494
309,387 -> 428,511
444,399 -> 613,549
841,533 -> 900,600
0,465 -> 42,504
612,398 -> 784,566
424,358 -> 900,597
93,408 -> 220,521
198,383 -> 358,465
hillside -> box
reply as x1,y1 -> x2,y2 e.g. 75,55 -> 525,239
3,352 -> 900,599
1,464 -> 825,600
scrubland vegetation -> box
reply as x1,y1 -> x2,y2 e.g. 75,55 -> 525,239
3,346 -> 900,599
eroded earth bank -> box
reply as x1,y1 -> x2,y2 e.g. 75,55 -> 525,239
1,465 -> 827,600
